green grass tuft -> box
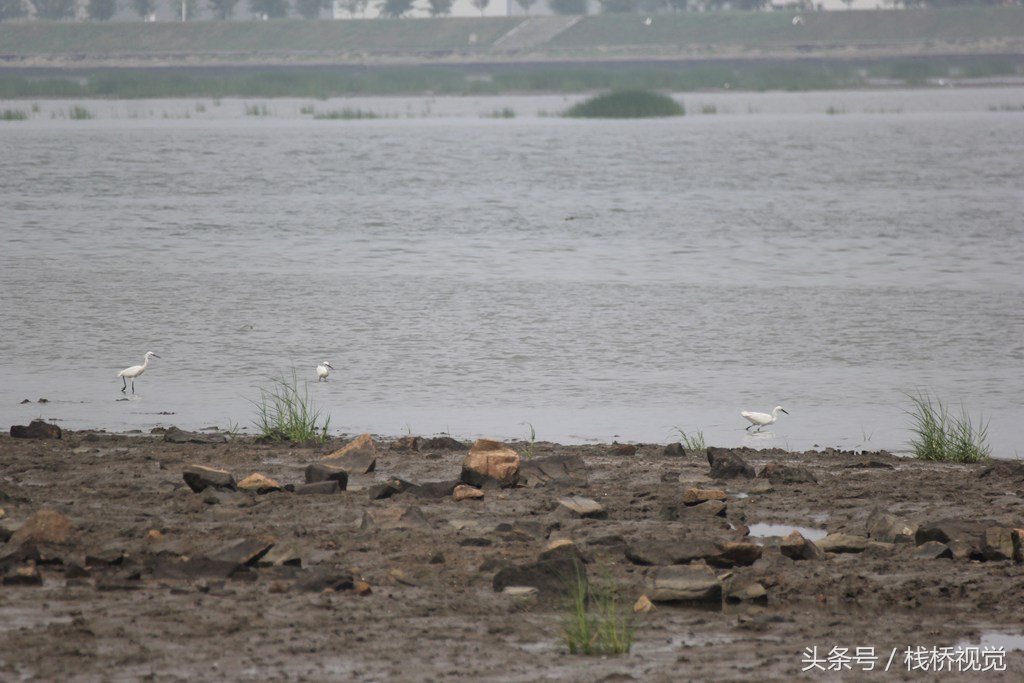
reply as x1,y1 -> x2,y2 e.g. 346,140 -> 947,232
564,90 -> 684,119
560,568 -> 633,656
251,369 -> 331,443
674,428 -> 706,452
1,108 -> 28,121
905,392 -> 990,463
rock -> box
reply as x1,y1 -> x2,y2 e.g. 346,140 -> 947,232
724,578 -> 768,603
758,463 -> 817,485
304,463 -> 349,489
846,458 -> 895,470
915,519 -> 989,557
914,541 -> 953,560
625,539 -> 722,566
237,473 -> 283,494
661,499 -> 726,521
780,530 -> 825,561
492,555 -> 586,598
409,480 -> 461,499
461,439 -> 520,488
663,443 -> 686,458
633,594 -> 656,613
978,461 -> 1024,481
518,455 -> 589,488
557,496 -> 606,519
256,545 -> 302,568
706,448 -> 754,480
369,505 -> 431,530
10,420 -> 62,439
2,562 -> 42,586
982,527 -> 1015,561
453,484 -> 484,502
164,426 -> 227,444
322,433 -> 378,473
9,509 -> 76,547
817,533 -> 870,554
1014,529 -> 1024,563
294,481 -> 340,495
647,565 -> 722,604
420,435 -> 468,451
682,488 -> 727,505
182,465 -> 236,493
607,443 -> 637,457
865,508 -> 917,544
711,542 -> 763,568
149,555 -> 243,580
368,478 -> 418,500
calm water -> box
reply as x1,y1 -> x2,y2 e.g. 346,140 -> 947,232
2,88 -> 1022,456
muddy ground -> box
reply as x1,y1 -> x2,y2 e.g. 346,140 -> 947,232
1,427 -> 1023,682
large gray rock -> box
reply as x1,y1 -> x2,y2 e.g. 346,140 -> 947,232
817,533 -> 870,554
518,455 -> 588,488
322,433 -> 378,473
706,448 -> 755,480
648,565 -> 722,604
304,463 -> 350,489
164,426 -> 227,444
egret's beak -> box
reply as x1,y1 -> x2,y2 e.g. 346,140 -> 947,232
781,409 -> 789,414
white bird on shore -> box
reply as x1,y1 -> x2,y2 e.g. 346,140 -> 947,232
741,405 -> 789,432
317,361 -> 334,382
118,351 -> 160,394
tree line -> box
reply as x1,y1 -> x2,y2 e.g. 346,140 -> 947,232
0,0 -> 1015,22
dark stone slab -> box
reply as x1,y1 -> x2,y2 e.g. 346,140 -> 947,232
304,463 -> 350,489
707,448 -> 755,479
182,465 -> 236,493
420,436 -> 468,451
294,481 -> 340,495
518,455 -> 589,489
164,426 -> 228,444
10,420 -> 62,439
294,571 -> 354,592
492,556 -> 586,598
758,463 -> 818,484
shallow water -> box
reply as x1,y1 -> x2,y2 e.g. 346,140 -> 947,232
1,88 -> 1022,455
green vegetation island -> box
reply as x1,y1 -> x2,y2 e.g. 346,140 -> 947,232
1,8 -> 1023,97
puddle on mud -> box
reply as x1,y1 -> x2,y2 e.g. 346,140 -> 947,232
957,632 -> 1024,652
747,523 -> 828,542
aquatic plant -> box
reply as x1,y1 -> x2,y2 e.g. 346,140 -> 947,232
905,392 -> 990,463
675,428 -> 706,452
68,105 -> 94,120
484,107 -> 516,118
560,568 -> 633,656
563,90 -> 684,119
522,423 -> 536,459
252,369 -> 331,443
312,108 -> 380,120
0,108 -> 28,121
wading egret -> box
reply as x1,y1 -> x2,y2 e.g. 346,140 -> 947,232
741,405 -> 789,432
317,361 -> 334,382
119,351 -> 160,394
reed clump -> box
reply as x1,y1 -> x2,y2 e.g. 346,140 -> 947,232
252,369 -> 331,443
560,569 -> 633,656
906,392 -> 990,463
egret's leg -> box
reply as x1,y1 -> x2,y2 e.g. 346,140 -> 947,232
122,377 -> 127,392
745,424 -> 752,431
131,380 -> 135,394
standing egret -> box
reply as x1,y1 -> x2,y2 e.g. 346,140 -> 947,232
119,351 -> 160,394
741,405 -> 789,432
317,361 -> 334,382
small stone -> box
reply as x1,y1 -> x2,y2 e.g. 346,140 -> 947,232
182,465 -> 236,493
369,505 -> 431,530
780,530 -> 825,561
501,586 -> 539,598
914,541 -> 953,560
237,473 -> 283,494
633,594 -> 656,613
304,463 -> 349,489
322,433 -> 378,473
682,488 -> 727,505
461,439 -> 520,488
865,508 -> 917,544
453,484 -> 484,502
557,496 -> 606,519
518,455 -> 589,488
724,579 -> 767,603
2,562 -> 42,586
355,580 -> 373,595
712,542 -> 763,568
663,443 -> 686,458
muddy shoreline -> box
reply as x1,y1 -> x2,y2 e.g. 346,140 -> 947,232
2,427 -> 1023,681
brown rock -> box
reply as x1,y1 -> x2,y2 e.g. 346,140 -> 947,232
648,565 -> 722,604
608,443 -> 637,456
10,509 -> 76,547
817,533 -> 870,554
780,530 -> 826,561
322,433 -> 378,473
182,465 -> 236,493
683,488 -> 727,505
390,435 -> 419,452
982,527 -> 1015,562
10,420 -> 62,439
711,542 -> 763,568
237,473 -> 283,494
633,594 -> 656,613
461,439 -> 520,488
706,448 -> 755,480
557,496 -> 606,519
453,484 -> 484,502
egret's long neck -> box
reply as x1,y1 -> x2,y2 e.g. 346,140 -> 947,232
141,356 -> 150,370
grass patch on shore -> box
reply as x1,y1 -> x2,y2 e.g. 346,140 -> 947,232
252,369 -> 330,443
675,428 -> 706,452
564,90 -> 684,119
561,568 -> 633,656
1,108 -> 29,121
906,392 -> 990,463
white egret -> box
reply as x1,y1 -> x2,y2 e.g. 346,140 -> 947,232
317,361 -> 334,382
741,405 -> 789,432
118,351 -> 160,394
